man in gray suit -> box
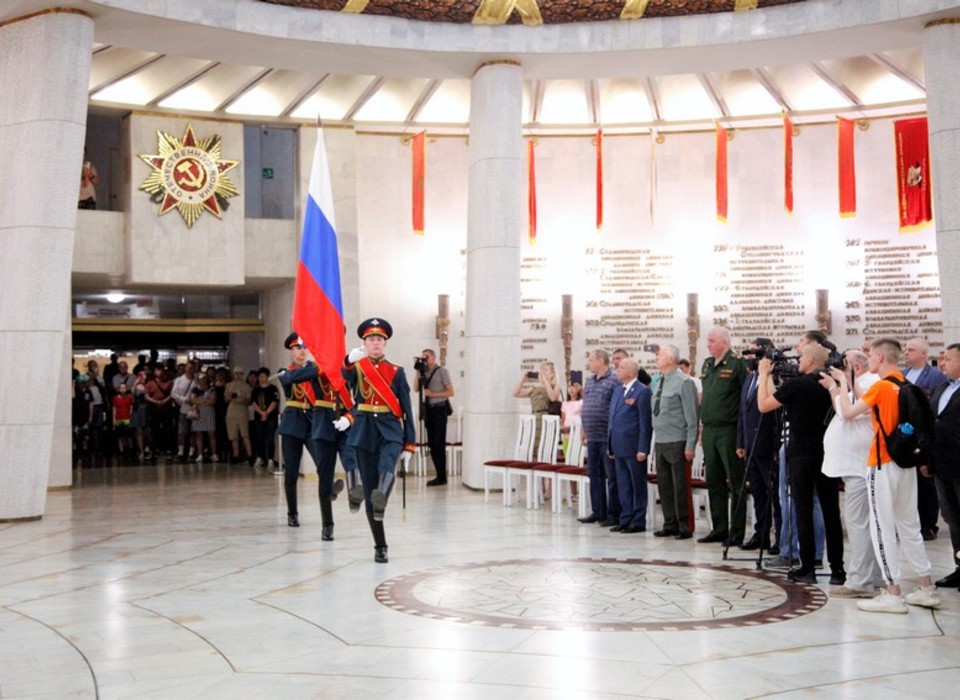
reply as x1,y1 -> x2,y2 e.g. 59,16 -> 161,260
651,345 -> 700,539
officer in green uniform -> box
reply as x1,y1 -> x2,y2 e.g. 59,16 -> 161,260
698,327 -> 748,546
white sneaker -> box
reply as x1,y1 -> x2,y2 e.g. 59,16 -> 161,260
857,591 -> 908,614
905,586 -> 941,609
268,459 -> 276,470
210,455 -> 219,463
195,454 -> 203,463
253,457 -> 264,467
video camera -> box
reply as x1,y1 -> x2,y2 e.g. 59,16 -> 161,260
742,338 -> 799,380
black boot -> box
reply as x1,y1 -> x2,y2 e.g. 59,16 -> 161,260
345,469 -> 363,513
284,478 -> 299,527
331,478 -> 344,501
368,513 -> 388,563
371,472 -> 396,522
320,497 -> 334,541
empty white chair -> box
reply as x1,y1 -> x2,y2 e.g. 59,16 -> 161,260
553,418 -> 587,514
527,415 -> 561,509
484,414 -> 536,506
445,407 -> 464,477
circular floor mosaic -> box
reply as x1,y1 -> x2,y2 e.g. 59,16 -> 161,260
375,558 -> 827,631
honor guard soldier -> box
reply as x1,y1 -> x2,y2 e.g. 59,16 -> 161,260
343,318 -> 416,563
278,339 -> 354,542
277,333 -> 328,528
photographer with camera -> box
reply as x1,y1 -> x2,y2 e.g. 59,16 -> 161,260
413,349 -> 455,486
758,343 -> 844,586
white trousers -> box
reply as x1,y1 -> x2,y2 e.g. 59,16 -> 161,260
841,475 -> 883,591
866,463 -> 932,586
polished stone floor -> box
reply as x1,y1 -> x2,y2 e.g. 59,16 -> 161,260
1,464 -> 959,699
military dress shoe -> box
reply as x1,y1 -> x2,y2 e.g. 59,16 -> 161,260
287,514 -> 300,527
609,524 -> 625,532
740,535 -> 762,551
620,524 -> 646,534
697,532 -> 727,544
653,529 -> 679,538
578,515 -> 601,524
724,537 -> 744,548
599,519 -> 618,528
935,568 -> 960,588
787,568 -> 817,584
321,525 -> 334,542
374,546 -> 388,563
426,478 -> 447,486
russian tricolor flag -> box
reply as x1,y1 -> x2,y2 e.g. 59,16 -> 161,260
292,127 -> 347,392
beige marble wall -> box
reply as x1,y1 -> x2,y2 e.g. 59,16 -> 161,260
124,115 -> 245,287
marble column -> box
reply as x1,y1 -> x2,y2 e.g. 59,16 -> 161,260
0,9 -> 94,519
923,18 -> 960,341
463,61 -> 524,488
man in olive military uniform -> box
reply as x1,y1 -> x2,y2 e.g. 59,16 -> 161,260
343,318 -> 416,563
278,333 -> 326,528
698,327 -> 749,546
278,334 -> 351,541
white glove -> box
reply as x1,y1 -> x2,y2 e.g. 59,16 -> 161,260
333,416 -> 350,432
347,346 -> 365,363
401,452 -> 412,469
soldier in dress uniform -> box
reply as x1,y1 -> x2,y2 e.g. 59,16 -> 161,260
343,318 -> 416,563
278,333 -> 327,528
278,337 -> 353,542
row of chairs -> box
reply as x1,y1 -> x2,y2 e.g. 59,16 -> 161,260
484,414 -> 717,528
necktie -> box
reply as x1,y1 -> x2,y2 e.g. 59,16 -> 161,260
747,374 -> 758,401
653,376 -> 664,417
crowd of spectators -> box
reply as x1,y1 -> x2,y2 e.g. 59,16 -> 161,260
71,352 -> 280,467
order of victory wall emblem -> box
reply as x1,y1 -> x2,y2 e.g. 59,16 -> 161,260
139,124 -> 240,228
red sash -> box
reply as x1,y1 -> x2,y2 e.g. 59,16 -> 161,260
357,357 -> 402,418
289,363 -> 317,405
319,372 -> 354,410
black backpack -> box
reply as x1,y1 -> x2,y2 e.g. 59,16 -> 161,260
873,376 -> 935,468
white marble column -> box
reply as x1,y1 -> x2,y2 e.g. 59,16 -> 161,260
463,61 -> 524,488
923,18 -> 960,341
0,9 -> 93,519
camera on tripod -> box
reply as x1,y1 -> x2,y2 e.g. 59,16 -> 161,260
413,355 -> 428,375
742,338 -> 799,381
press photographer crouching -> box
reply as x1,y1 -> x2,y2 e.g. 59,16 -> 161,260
413,349 -> 455,486
757,343 -> 845,586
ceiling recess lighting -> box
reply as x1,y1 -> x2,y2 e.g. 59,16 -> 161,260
105,293 -> 125,304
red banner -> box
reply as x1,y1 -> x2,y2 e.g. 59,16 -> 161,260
527,139 -> 537,244
894,117 -> 932,232
716,124 -> 728,223
411,131 -> 425,235
783,114 -> 794,214
838,118 -> 857,218
596,129 -> 603,232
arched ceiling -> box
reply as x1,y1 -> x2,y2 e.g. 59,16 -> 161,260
3,0 -> 950,132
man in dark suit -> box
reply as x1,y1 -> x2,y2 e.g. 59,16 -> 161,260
736,354 -> 781,552
931,343 -> 960,588
904,336 -> 948,540
607,357 -> 653,533
343,318 -> 416,563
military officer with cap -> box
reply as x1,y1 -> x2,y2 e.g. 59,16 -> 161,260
278,336 -> 354,541
277,333 -> 331,529
343,317 -> 416,563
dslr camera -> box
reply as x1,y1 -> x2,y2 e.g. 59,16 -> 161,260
413,355 -> 428,375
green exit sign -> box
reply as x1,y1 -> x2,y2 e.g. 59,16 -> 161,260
262,167 -> 274,180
